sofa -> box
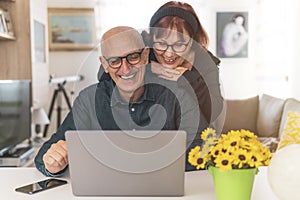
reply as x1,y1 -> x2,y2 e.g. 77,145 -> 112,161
218,94 -> 300,151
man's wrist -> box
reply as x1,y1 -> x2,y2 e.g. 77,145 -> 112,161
43,166 -> 66,177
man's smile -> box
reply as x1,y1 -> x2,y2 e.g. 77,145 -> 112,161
120,72 -> 137,80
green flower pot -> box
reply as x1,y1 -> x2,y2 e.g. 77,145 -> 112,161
208,166 -> 258,200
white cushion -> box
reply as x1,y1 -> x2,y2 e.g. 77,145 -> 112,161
256,94 -> 284,137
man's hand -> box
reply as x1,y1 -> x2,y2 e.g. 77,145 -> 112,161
43,140 -> 68,174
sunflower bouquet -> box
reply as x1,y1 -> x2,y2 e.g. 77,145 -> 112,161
188,128 -> 272,171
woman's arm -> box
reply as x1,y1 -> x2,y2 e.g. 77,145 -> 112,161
178,50 -> 223,124
150,49 -> 195,81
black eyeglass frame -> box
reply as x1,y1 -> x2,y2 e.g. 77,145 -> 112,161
152,38 -> 192,53
104,48 -> 145,69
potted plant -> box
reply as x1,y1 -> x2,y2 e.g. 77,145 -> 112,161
188,128 -> 272,200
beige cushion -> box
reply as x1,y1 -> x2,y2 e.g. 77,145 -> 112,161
256,94 -> 284,137
222,96 -> 259,134
279,98 -> 300,137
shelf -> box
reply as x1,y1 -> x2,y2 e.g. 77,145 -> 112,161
0,32 -> 15,40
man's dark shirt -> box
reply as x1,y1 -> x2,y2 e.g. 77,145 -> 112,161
35,72 -> 207,176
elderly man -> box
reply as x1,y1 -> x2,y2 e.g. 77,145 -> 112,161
35,26 -> 207,177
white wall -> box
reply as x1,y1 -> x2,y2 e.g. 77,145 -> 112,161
31,0 -> 50,108
287,0 -> 300,99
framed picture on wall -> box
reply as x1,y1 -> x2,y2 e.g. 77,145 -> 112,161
48,8 -> 96,51
2,10 -> 14,36
0,9 -> 8,34
34,20 -> 46,63
216,12 -> 248,58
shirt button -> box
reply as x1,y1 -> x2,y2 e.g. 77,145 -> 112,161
131,107 -> 135,112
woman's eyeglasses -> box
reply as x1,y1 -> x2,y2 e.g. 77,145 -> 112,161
104,48 -> 145,69
153,38 -> 191,53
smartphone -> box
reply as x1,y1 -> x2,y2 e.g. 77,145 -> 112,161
15,178 -> 67,194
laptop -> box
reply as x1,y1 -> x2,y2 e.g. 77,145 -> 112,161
65,130 -> 186,196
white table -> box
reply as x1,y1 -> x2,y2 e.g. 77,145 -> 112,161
0,166 -> 279,200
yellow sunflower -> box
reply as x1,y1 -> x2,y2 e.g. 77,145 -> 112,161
201,127 -> 217,141
188,146 -> 201,166
195,154 -> 209,170
248,152 -> 265,168
223,135 -> 241,153
210,145 -> 221,158
232,149 -> 251,168
214,152 -> 233,171
188,146 -> 209,169
240,129 -> 257,140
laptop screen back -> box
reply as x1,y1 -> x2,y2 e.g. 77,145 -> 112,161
66,130 -> 186,196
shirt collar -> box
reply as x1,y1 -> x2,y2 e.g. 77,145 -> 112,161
110,82 -> 156,107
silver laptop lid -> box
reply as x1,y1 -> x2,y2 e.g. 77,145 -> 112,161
66,130 -> 186,196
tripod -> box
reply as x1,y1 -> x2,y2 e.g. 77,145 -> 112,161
43,81 -> 72,137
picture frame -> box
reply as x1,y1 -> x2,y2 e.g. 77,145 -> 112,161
48,8 -> 96,51
0,8 -> 8,34
2,9 -> 14,36
34,20 -> 46,63
216,12 -> 248,58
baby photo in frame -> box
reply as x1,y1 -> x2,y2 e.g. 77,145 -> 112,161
216,12 -> 249,58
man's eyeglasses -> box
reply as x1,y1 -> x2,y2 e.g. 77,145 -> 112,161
104,48 -> 145,69
153,38 -> 191,53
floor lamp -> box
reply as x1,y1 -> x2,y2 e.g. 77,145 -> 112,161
32,107 -> 50,145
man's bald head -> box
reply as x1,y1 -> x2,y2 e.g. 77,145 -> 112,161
101,26 -> 145,57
